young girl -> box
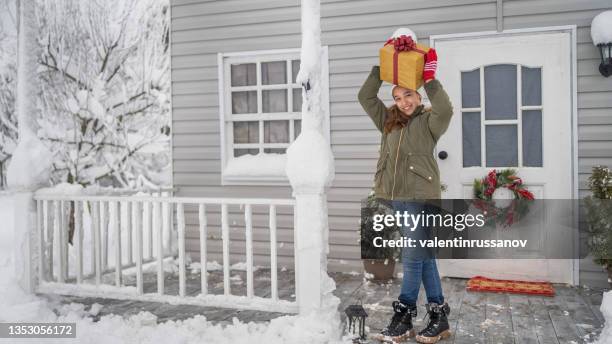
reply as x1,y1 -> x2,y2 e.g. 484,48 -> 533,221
358,48 -> 453,343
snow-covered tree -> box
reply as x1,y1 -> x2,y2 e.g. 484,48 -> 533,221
0,0 -> 18,188
36,0 -> 171,188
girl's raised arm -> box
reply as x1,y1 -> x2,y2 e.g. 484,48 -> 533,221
358,66 -> 387,133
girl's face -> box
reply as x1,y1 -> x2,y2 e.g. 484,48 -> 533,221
392,86 -> 421,116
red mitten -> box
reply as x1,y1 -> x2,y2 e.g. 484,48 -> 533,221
423,48 -> 438,82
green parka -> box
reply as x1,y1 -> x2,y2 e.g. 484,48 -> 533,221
358,66 -> 453,200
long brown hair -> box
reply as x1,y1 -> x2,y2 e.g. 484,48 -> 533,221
384,104 -> 411,134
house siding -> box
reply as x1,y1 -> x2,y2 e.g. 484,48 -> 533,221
170,0 -> 612,287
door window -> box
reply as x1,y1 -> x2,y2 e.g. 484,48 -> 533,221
460,64 -> 543,168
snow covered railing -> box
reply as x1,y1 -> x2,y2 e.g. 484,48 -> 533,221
29,194 -> 299,314
33,194 -> 177,287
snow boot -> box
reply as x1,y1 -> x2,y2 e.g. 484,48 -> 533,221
415,303 -> 451,343
372,301 -> 417,343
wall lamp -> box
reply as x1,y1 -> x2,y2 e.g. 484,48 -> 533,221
591,11 -> 612,77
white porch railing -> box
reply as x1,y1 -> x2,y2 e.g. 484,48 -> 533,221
30,194 -> 299,314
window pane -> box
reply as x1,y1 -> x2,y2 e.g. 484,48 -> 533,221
486,125 -> 518,167
522,110 -> 543,167
262,61 -> 286,85
232,91 -> 257,114
522,67 -> 542,106
462,112 -> 481,167
264,120 -> 289,143
262,89 -> 287,113
294,120 -> 302,138
233,121 -> 259,144
485,65 -> 517,120
234,149 -> 259,157
292,60 -> 300,83
264,148 -> 286,154
292,88 -> 302,112
231,63 -> 256,86
461,69 -> 480,108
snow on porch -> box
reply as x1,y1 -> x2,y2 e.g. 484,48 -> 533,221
40,260 -> 299,324
37,266 -> 606,344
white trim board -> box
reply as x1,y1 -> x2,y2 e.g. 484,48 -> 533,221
168,3 -> 175,195
430,25 -> 577,42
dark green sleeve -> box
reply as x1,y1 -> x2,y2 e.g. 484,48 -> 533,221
358,66 -> 387,133
424,79 -> 453,141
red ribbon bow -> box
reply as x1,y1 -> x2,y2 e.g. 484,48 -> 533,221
384,35 -> 427,85
385,35 -> 427,54
385,35 -> 414,52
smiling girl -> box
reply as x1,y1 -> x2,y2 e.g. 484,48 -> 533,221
358,47 -> 454,343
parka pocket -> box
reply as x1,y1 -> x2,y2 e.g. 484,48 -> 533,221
405,155 -> 435,184
409,165 -> 434,183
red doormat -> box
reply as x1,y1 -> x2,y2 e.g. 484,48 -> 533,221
467,276 -> 555,296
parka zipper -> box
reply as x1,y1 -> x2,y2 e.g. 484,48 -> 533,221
390,127 -> 405,200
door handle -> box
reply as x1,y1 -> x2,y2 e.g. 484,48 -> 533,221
438,151 -> 448,160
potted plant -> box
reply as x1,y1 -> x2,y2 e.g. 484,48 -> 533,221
360,191 -> 401,281
584,166 -> 612,287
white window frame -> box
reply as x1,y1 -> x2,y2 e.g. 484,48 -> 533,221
217,47 -> 330,186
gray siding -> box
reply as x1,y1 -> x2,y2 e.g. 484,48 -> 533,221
171,0 -> 612,286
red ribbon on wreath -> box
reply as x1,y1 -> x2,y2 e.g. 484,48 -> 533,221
473,169 -> 535,227
484,170 -> 497,197
384,35 -> 427,85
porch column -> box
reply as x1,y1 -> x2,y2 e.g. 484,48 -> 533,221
286,0 -> 335,314
12,191 -> 38,293
7,0 -> 51,294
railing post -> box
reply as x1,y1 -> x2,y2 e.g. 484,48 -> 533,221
244,204 -> 254,298
12,191 -> 38,293
133,201 -> 143,294
198,203 -> 208,296
269,205 -> 278,301
75,201 -> 83,283
177,202 -> 186,297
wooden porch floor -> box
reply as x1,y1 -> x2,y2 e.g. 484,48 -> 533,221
334,273 -> 606,344
40,268 -> 607,343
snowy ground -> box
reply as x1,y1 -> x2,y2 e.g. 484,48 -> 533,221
0,195 -> 349,344
599,292 -> 612,344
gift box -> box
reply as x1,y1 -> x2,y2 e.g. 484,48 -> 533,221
379,36 -> 430,90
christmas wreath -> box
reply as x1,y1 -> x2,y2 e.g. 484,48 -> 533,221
473,169 -> 535,227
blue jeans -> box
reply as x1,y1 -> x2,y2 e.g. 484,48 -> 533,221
391,200 -> 445,307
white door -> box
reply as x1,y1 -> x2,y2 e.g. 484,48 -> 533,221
432,31 -> 575,283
